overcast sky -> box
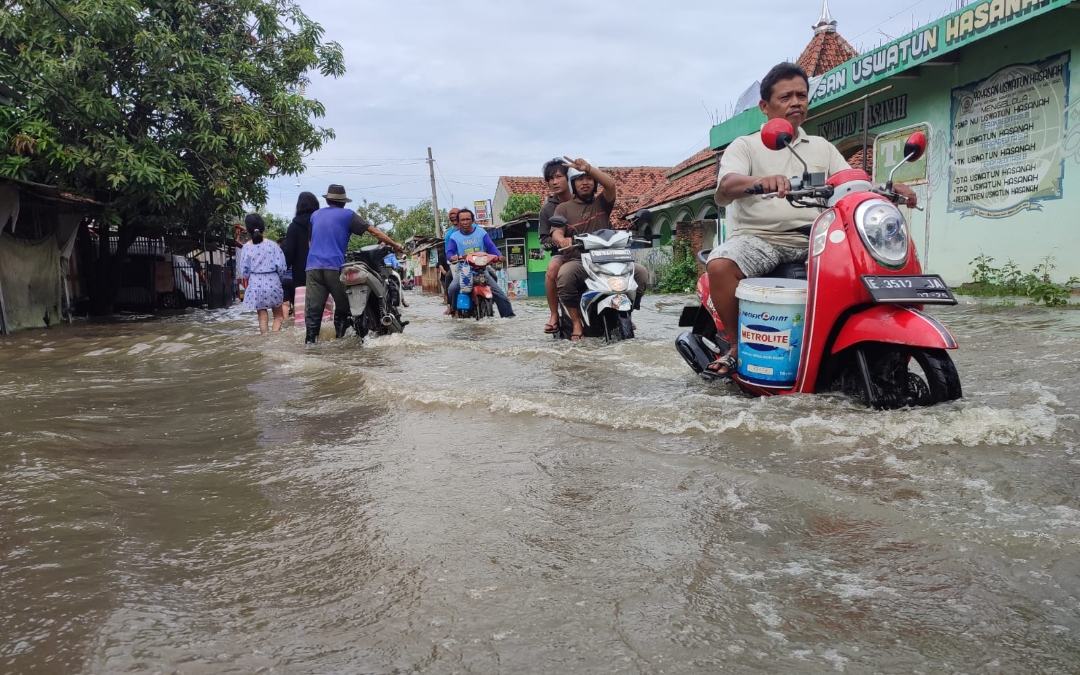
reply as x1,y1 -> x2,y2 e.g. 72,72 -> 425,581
265,0 -> 967,218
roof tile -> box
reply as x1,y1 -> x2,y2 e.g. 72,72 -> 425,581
797,30 -> 859,77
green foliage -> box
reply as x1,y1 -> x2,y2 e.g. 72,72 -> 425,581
500,193 -> 542,223
260,212 -> 289,242
964,254 -> 1078,307
0,0 -> 344,239
655,240 -> 700,294
348,199 -> 447,251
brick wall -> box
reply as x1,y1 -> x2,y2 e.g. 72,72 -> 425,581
675,220 -> 705,274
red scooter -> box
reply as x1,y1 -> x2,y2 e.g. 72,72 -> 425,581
676,118 -> 961,408
453,252 -> 498,320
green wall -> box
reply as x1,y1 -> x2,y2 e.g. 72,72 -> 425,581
806,9 -> 1079,284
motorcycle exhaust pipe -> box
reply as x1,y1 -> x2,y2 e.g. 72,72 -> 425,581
380,314 -> 394,327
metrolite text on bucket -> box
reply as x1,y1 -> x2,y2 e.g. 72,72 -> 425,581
735,279 -> 807,387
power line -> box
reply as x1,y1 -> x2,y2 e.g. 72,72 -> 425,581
849,0 -> 943,41
302,161 -> 427,169
445,179 -> 492,189
433,160 -> 456,207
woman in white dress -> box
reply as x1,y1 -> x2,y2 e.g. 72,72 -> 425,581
238,214 -> 287,333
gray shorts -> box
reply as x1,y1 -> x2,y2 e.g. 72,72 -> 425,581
707,235 -> 806,278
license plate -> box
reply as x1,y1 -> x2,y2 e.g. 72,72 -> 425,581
588,249 -> 633,263
861,275 -> 957,305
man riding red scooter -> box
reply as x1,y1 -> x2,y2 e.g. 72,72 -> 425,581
675,62 -> 961,408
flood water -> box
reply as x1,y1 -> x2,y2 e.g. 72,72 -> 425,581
2,292 -> 1080,674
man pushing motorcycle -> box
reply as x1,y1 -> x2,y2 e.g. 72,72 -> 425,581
705,62 -> 918,377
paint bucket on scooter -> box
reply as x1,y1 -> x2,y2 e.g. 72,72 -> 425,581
735,278 -> 807,388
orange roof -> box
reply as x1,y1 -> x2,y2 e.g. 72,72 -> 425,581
798,31 -> 859,77
633,149 -> 719,212
797,0 -> 858,77
498,176 -> 548,198
668,148 -> 717,177
847,147 -> 874,172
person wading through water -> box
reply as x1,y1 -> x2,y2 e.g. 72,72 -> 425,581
304,184 -> 405,344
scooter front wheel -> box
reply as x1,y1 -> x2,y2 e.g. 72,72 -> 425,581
845,344 -> 962,408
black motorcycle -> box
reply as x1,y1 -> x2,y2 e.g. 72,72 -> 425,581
339,244 -> 406,339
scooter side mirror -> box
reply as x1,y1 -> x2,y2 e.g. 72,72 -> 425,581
903,131 -> 927,162
548,215 -> 568,228
761,118 -> 795,151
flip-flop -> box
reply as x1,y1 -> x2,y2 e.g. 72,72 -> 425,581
543,322 -> 559,334
570,333 -> 584,342
703,353 -> 736,380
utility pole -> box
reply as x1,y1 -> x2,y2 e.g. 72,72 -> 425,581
427,147 -> 442,237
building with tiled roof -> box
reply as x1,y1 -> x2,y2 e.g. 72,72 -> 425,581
797,0 -> 858,77
704,0 -> 1080,285
631,149 -> 721,246
623,1 -> 864,253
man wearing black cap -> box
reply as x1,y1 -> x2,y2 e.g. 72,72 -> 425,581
305,184 -> 405,343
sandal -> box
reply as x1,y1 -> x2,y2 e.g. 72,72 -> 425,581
543,321 -> 560,334
703,353 -> 736,380
570,332 -> 584,342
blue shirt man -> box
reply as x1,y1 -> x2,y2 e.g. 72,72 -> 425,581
303,183 -> 404,343
446,208 -> 515,318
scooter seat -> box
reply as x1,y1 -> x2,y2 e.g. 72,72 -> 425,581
694,249 -> 806,279
768,262 -> 807,280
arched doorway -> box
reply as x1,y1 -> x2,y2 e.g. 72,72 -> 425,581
651,216 -> 672,246
839,138 -> 874,174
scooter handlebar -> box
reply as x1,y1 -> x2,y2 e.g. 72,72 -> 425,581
744,185 -> 765,195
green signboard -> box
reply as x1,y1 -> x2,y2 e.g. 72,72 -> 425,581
948,51 -> 1070,218
810,0 -> 1071,107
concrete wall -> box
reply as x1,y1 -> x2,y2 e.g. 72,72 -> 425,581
491,183 -> 511,228
810,10 -> 1080,284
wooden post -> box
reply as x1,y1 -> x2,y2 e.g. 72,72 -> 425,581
861,97 -> 870,174
428,147 -> 442,237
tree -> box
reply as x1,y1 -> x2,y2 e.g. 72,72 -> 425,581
0,0 -> 344,312
500,193 -> 542,223
261,212 -> 289,242
349,199 -> 447,251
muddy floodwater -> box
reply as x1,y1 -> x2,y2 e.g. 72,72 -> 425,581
2,293 -> 1080,674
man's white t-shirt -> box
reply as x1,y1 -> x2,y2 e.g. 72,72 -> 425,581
715,127 -> 850,248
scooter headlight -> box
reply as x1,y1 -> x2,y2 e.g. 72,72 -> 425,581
854,200 -> 908,268
608,277 -> 628,292
811,209 -> 836,257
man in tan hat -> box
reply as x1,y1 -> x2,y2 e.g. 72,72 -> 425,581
304,184 -> 405,343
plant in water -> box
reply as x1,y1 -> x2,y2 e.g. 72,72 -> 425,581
964,254 -> 1078,307
655,240 -> 699,294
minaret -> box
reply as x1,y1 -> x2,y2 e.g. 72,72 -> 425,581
798,0 -> 859,77
813,0 -> 838,34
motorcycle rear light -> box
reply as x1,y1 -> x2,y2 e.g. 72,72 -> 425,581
340,267 -> 368,285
